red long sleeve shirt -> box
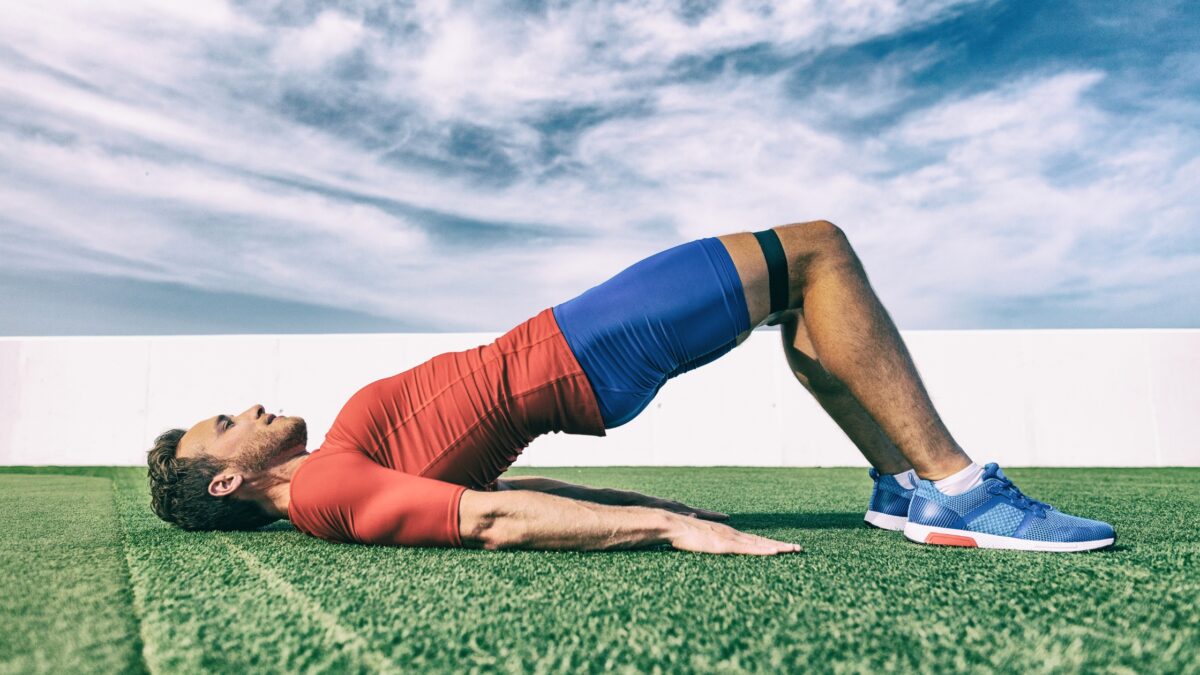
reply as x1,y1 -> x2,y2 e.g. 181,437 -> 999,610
287,307 -> 606,547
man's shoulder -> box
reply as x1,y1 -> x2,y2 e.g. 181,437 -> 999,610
290,447 -> 370,499
288,448 -> 376,542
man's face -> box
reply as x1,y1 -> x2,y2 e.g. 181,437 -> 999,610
178,404 -> 308,476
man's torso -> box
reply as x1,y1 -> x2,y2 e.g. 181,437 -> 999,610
287,307 -> 606,546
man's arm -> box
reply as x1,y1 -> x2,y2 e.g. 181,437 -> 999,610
458,489 -> 800,555
495,476 -> 729,520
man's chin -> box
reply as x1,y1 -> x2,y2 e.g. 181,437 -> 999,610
282,417 -> 307,443
269,436 -> 309,465
276,417 -> 307,451
236,444 -> 305,474
274,420 -> 309,460
236,424 -> 308,473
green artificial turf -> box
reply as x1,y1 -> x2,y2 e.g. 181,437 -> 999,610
0,466 -> 1197,673
0,474 -> 145,675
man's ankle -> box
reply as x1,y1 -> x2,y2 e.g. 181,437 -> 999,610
887,469 -> 917,490
929,462 -> 985,496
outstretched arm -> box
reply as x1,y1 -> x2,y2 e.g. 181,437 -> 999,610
496,476 -> 728,521
458,489 -> 800,555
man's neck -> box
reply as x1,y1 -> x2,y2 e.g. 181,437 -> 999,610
246,451 -> 311,520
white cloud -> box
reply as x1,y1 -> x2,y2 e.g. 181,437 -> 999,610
388,0 -> 977,125
272,11 -> 365,72
0,0 -> 1196,332
898,71 -> 1106,143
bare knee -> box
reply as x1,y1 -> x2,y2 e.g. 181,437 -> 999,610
779,219 -> 851,253
773,220 -> 859,302
789,219 -> 841,236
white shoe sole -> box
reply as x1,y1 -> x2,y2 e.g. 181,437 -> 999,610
903,522 -> 1114,552
864,511 -> 907,531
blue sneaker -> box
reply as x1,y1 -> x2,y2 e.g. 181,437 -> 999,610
864,468 -> 913,531
904,463 -> 1115,552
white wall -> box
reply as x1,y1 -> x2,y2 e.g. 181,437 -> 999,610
1,328 -> 1197,467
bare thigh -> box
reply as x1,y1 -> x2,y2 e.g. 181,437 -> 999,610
717,220 -> 842,344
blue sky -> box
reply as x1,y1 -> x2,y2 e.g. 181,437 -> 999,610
1,0 -> 1197,334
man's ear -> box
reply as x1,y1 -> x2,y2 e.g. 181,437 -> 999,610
208,472 -> 244,498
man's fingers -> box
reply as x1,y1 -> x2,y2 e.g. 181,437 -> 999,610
738,539 -> 802,555
755,533 -> 801,551
751,539 -> 802,554
765,308 -> 802,326
676,505 -> 729,520
722,524 -> 803,554
714,517 -> 799,552
741,530 -> 803,553
649,500 -> 688,515
670,516 -> 803,555
646,498 -> 726,517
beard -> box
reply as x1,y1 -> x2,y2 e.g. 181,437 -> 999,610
231,417 -> 308,474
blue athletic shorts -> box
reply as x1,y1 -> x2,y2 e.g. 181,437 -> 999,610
552,237 -> 751,429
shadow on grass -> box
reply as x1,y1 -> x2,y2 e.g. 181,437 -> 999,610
729,512 -> 864,530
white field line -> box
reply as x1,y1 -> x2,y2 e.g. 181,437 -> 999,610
110,479 -> 159,675
220,537 -> 402,673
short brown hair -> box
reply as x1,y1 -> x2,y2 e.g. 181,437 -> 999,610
146,428 -> 278,531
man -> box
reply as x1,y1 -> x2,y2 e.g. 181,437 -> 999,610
148,221 -> 1115,554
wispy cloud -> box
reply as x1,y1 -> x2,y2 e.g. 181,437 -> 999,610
0,0 -> 1196,334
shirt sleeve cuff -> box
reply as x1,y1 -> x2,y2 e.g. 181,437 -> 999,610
447,485 -> 468,548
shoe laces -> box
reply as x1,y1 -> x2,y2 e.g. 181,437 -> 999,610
985,475 -> 1050,517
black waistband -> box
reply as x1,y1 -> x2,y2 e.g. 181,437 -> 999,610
752,228 -> 789,314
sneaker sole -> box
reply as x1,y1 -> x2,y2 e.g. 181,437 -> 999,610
904,522 -> 1115,552
864,511 -> 907,531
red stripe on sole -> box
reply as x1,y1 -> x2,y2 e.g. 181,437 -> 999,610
925,533 -> 978,547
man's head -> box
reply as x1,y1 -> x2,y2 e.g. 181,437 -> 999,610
147,404 -> 308,531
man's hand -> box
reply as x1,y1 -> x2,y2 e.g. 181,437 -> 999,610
764,307 -> 803,326
496,476 -> 729,521
636,495 -> 729,521
667,514 -> 803,555
460,489 -> 801,555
